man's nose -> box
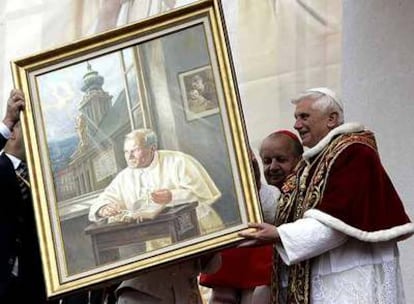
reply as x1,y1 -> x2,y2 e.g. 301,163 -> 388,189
270,159 -> 280,170
294,119 -> 302,130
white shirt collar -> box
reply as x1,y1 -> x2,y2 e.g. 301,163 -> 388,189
3,152 -> 23,170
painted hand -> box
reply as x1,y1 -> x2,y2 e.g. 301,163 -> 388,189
151,189 -> 172,205
98,202 -> 122,217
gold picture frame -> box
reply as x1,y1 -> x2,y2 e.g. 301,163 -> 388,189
11,0 -> 262,298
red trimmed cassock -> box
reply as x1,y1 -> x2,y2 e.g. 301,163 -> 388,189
272,123 -> 414,304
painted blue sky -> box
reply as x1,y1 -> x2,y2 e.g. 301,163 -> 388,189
37,52 -> 124,142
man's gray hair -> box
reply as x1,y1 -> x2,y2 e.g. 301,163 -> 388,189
125,128 -> 158,149
291,87 -> 345,124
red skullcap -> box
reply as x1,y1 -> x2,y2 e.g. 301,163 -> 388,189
272,130 -> 301,143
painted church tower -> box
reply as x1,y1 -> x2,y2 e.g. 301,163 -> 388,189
77,62 -> 112,146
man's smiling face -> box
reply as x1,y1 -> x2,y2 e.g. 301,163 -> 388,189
293,98 -> 332,148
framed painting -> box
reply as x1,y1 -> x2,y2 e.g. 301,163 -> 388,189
11,0 -> 262,298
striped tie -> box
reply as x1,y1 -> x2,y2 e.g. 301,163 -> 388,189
16,161 -> 30,201
12,161 -> 30,277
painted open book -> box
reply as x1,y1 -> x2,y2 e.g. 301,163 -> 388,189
107,204 -> 167,224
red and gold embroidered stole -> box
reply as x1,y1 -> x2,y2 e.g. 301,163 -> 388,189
270,131 -> 377,304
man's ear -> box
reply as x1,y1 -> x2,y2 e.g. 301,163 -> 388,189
327,112 -> 339,129
9,128 -> 17,140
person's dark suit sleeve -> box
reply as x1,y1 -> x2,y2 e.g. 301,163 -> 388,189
0,157 -> 19,299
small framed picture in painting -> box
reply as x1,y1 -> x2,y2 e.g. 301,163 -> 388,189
179,65 -> 220,121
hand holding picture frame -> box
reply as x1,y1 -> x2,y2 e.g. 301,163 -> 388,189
12,0 -> 262,298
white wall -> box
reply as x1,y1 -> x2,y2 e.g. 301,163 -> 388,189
342,0 -> 414,300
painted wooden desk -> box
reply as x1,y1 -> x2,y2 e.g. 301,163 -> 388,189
85,202 -> 200,265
